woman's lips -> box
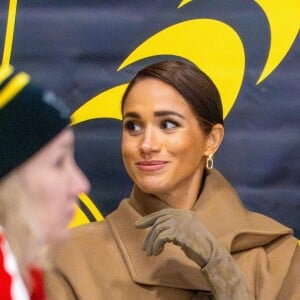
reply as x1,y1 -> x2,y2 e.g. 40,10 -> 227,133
136,160 -> 168,171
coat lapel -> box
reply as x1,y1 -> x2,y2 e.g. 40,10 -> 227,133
107,199 -> 210,290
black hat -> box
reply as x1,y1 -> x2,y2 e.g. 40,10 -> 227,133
0,66 -> 71,179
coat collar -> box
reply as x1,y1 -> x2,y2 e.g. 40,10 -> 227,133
107,169 -> 292,289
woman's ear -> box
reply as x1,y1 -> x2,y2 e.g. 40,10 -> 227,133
204,124 -> 224,156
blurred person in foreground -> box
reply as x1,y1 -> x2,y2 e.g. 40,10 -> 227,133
0,66 -> 90,299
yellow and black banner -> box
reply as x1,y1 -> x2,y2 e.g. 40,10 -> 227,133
1,1 -> 299,236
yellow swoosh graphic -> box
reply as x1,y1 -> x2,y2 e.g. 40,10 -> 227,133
118,19 -> 245,119
178,0 -> 192,8
1,0 -> 17,67
69,193 -> 104,228
72,20 -> 244,125
255,0 -> 300,84
71,84 -> 127,125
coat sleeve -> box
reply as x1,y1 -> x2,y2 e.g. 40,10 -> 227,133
276,245 -> 300,300
200,245 -> 251,300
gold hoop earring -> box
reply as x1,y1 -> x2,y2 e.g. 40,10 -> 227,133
206,154 -> 214,170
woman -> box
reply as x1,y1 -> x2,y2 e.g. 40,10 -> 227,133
0,66 -> 90,299
45,60 -> 299,299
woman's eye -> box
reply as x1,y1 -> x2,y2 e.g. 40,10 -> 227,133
123,120 -> 142,132
161,120 -> 178,130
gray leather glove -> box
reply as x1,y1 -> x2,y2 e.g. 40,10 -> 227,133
135,208 -> 250,300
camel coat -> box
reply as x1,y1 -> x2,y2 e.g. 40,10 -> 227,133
45,169 -> 300,299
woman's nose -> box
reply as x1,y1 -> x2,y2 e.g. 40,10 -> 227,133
140,128 -> 160,154
72,164 -> 91,196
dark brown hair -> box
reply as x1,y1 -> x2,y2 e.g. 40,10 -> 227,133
121,60 -> 223,133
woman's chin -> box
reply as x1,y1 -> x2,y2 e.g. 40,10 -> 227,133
139,183 -> 169,197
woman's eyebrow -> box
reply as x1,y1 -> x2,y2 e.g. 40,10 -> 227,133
154,110 -> 185,119
123,110 -> 185,119
123,112 -> 140,119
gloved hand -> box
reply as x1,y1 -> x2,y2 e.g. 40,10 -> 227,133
135,208 -> 213,266
135,208 -> 250,300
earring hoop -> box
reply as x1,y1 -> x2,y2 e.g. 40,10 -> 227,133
206,154 -> 214,170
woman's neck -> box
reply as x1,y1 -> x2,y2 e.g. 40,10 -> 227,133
130,170 -> 206,215
162,168 -> 206,209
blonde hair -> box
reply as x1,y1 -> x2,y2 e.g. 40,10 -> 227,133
0,169 -> 48,290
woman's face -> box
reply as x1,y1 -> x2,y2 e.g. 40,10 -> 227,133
122,78 -> 212,207
19,129 -> 90,243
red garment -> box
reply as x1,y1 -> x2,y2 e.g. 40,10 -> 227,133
30,268 -> 46,300
0,229 -> 46,300
0,233 -> 12,299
